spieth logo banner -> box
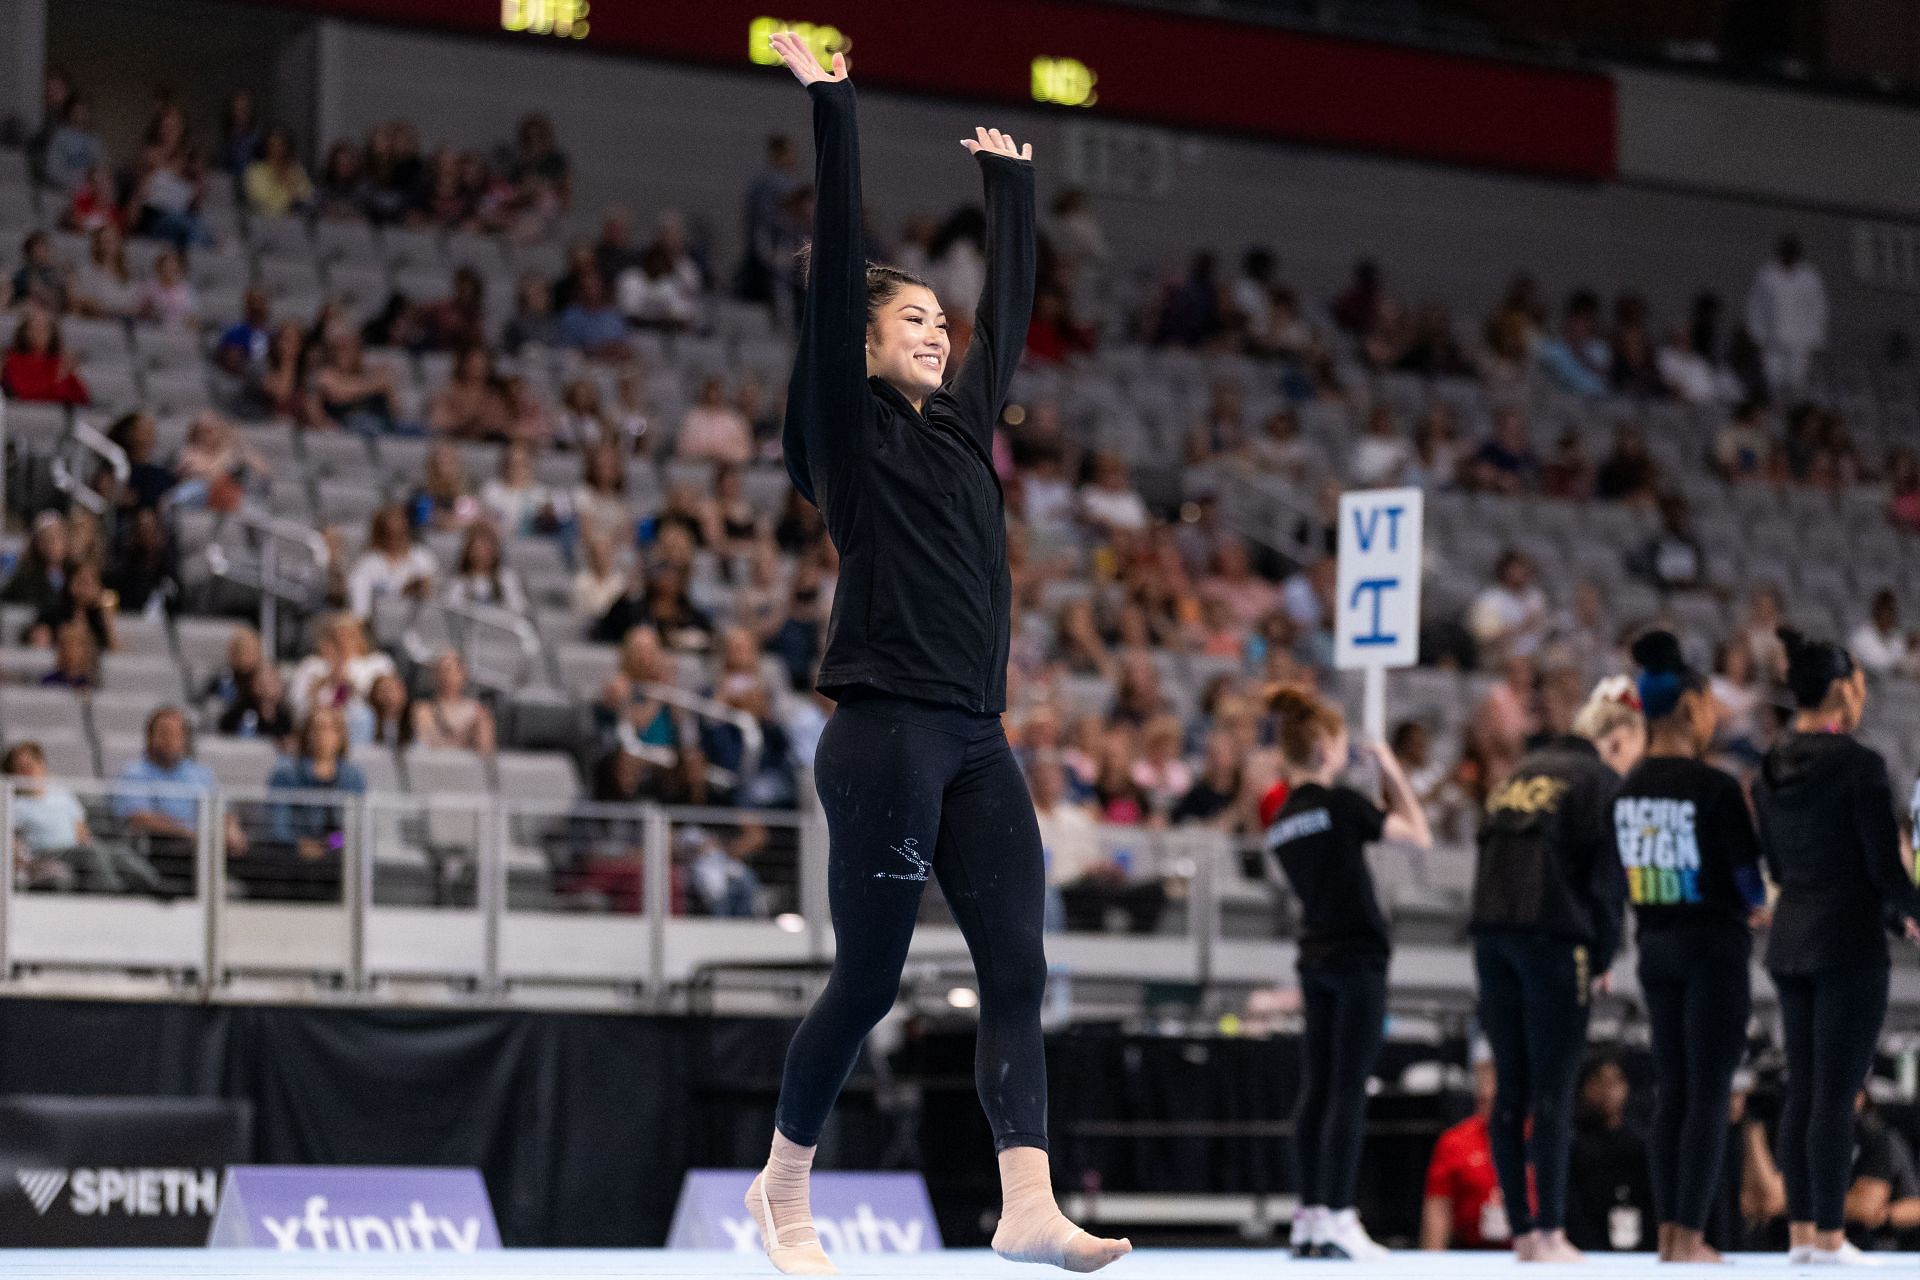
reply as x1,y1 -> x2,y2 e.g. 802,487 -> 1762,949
667,1169 -> 941,1253
0,1095 -> 249,1247
207,1167 -> 501,1252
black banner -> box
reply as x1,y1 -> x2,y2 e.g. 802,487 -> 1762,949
0,1095 -> 251,1246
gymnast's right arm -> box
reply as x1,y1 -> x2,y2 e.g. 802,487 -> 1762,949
770,31 -> 870,508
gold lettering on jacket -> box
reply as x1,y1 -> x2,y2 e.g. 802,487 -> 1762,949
1485,774 -> 1570,816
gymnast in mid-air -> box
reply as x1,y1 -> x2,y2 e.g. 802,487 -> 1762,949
743,29 -> 1132,1276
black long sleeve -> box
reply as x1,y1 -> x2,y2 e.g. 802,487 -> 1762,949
782,79 -> 872,509
947,153 -> 1035,453
1856,752 -> 1920,923
1583,771 -> 1626,973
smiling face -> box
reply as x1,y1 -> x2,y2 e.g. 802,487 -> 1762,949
866,283 -> 949,404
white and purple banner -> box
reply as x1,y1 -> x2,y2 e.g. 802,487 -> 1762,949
206,1166 -> 500,1252
666,1169 -> 941,1253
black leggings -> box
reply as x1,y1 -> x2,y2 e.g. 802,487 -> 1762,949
1639,925 -> 1751,1231
1293,963 -> 1387,1210
1773,965 -> 1889,1232
1474,931 -> 1592,1235
774,691 -> 1050,1152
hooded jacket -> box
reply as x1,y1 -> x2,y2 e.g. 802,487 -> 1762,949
1753,732 -> 1920,974
1469,735 -> 1626,972
782,80 -> 1034,714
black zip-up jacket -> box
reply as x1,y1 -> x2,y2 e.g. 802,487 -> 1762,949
1753,732 -> 1920,975
1469,735 -> 1626,973
782,80 -> 1035,714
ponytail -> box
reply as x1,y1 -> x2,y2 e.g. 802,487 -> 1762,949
1778,626 -> 1855,709
792,245 -> 931,327
1265,683 -> 1344,770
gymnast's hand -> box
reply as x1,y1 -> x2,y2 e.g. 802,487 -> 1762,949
769,30 -> 847,86
962,127 -> 1033,163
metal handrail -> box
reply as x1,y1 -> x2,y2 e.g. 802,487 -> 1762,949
46,418 -> 129,519
199,509 -> 331,655
399,597 -> 542,691
636,679 -> 763,783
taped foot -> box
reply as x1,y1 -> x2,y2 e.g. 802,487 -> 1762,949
744,1168 -> 837,1275
992,1208 -> 1132,1272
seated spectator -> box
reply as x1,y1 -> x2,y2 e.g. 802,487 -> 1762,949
104,507 -> 180,615
1540,429 -> 1594,500
481,441 -> 559,537
556,271 -> 629,359
1889,451 -> 1920,535
1468,551 -> 1549,663
1709,641 -> 1767,764
1078,452 -> 1150,535
1565,1055 -> 1654,1253
9,231 -> 69,311
1420,1053 -> 1508,1250
252,321 -> 317,425
1846,1093 -> 1920,1252
1611,298 -> 1666,399
130,105 -> 212,250
218,664 -> 296,744
597,559 -> 712,652
62,161 -> 122,236
1360,297 -> 1413,371
1350,405 -> 1413,487
216,89 -> 264,178
1331,258 -> 1382,336
699,463 -> 767,554
617,244 -> 700,330
7,739 -> 167,895
1736,584 -> 1789,680
1170,731 -> 1246,828
356,671 -> 409,747
1130,714 -> 1193,822
1628,494 -> 1706,593
42,92 -> 103,192
2,305 -> 89,405
105,410 -> 178,510
139,250 -> 199,330
1464,407 -> 1539,495
409,651 -> 496,754
198,625 -> 264,717
1199,540 -> 1278,630
1408,406 -> 1463,491
174,411 -> 269,512
570,442 -> 635,542
1029,752 -> 1100,933
443,522 -> 527,613
598,625 -> 680,751
571,527 -> 627,622
1533,289 -> 1611,398
290,613 -> 399,719
39,619 -> 99,690
71,223 -> 141,320
31,558 -> 119,652
261,707 -> 366,901
676,377 -> 753,465
1658,325 -> 1740,406
1,512 -> 71,624
347,505 -> 438,619
1542,580 -> 1612,681
418,267 -> 489,354
767,565 -> 826,689
553,377 -> 612,450
1851,590 -> 1915,679
409,442 -> 483,532
315,141 -> 370,221
1594,421 -> 1661,505
1714,401 -> 1771,482
242,126 -> 314,219
313,330 -> 400,436
499,274 -> 560,355
113,706 -> 244,885
1397,303 -> 1475,379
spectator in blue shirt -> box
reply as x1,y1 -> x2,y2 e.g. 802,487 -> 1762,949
266,706 -> 366,848
43,94 -> 103,193
112,705 -> 246,883
556,270 -> 630,360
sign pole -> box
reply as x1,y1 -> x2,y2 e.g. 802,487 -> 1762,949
1363,663 -> 1386,746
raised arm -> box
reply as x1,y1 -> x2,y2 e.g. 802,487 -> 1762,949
771,32 -> 869,507
947,127 -> 1036,453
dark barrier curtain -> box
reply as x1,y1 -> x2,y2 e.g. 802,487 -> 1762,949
0,999 -> 806,1245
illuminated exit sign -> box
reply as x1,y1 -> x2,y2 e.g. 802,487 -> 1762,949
502,0 -> 589,39
1032,56 -> 1096,107
747,16 -> 847,67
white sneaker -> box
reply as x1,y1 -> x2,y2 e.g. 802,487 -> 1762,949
1809,1241 -> 1877,1266
1290,1206 -> 1317,1258
1319,1207 -> 1390,1261
1788,1246 -> 1815,1265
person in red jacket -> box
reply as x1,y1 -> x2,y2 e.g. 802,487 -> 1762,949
1422,1051 -> 1512,1250
3,305 -> 89,405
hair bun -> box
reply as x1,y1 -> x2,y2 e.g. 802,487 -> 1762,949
1630,629 -> 1685,674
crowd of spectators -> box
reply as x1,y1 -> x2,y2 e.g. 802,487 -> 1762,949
5,72 -> 1919,932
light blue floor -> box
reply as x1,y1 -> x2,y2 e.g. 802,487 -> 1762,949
0,1250 -> 1911,1277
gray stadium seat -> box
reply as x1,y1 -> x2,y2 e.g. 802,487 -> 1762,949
494,749 -> 581,802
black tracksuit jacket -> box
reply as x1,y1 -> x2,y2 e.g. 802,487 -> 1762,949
782,79 -> 1035,714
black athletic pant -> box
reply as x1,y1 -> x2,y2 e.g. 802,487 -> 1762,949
1773,964 -> 1890,1232
774,691 -> 1050,1152
1293,961 -> 1387,1211
1474,931 -> 1592,1235
1638,924 -> 1750,1231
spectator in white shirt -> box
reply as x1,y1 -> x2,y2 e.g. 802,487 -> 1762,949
1656,326 -> 1740,406
1850,590 -> 1914,679
1028,751 -> 1101,932
480,442 -> 557,537
1078,452 -> 1150,535
288,613 -> 398,720
1349,404 -> 1414,487
346,504 -> 437,620
1744,236 -> 1827,400
1469,551 -> 1551,663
